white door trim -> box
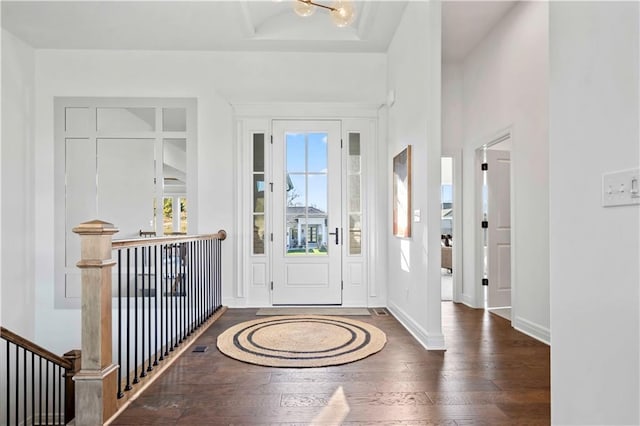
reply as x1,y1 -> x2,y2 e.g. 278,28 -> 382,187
232,103 -> 380,308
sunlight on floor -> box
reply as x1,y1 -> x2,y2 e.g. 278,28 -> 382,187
311,386 -> 350,425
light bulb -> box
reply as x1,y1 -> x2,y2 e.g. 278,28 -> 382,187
330,0 -> 356,27
294,0 -> 316,17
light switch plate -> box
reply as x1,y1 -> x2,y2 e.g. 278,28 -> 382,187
413,209 -> 421,222
602,168 -> 640,207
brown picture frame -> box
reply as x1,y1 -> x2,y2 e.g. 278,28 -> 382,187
393,145 -> 412,238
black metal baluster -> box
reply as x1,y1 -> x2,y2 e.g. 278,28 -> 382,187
52,363 -> 56,425
45,360 -> 49,426
215,239 -> 219,310
181,243 -> 186,342
133,247 -> 139,384
117,249 -> 124,399
160,244 -> 166,360
169,244 -> 174,352
140,245 -> 146,379
23,348 -> 27,425
207,239 -> 210,318
210,239 -> 214,316
198,241 -> 204,327
200,240 -> 204,325
15,344 -> 19,426
174,243 -> 179,348
190,241 -> 195,334
6,341 -> 9,426
31,352 -> 35,425
58,364 -> 62,425
125,249 -> 132,392
163,244 -> 169,358
204,240 -> 209,318
39,357 -> 42,425
149,245 -> 158,369
148,246 -> 153,373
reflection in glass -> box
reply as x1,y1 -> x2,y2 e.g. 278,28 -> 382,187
179,198 -> 188,233
349,214 -> 362,255
253,133 -> 266,255
97,107 -> 155,132
348,132 -> 363,256
253,215 -> 265,255
162,108 -> 187,132
349,133 -> 361,173
253,134 -> 265,172
163,197 -> 174,234
254,174 -> 265,213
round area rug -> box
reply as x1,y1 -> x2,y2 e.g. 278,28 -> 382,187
216,315 -> 387,368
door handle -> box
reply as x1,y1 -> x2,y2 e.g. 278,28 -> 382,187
328,227 -> 339,245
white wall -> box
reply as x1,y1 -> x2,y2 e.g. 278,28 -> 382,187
386,1 -> 443,349
550,2 -> 640,424
1,29 -> 35,338
442,63 -> 463,155
457,1 -> 550,342
26,49 -> 385,353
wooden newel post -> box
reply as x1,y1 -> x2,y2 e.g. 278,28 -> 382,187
72,220 -> 119,425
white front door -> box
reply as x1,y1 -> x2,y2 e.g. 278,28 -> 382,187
486,149 -> 512,308
272,120 -> 343,305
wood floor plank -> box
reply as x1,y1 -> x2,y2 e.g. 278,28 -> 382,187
110,302 -> 550,425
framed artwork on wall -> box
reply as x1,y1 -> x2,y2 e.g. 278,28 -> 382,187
393,145 -> 412,238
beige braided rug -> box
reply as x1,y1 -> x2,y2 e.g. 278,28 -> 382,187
216,315 -> 387,368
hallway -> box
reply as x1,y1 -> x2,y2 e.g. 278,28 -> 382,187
111,302 -> 549,425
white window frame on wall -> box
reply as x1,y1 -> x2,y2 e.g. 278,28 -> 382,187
53,97 -> 197,309
232,103 -> 380,308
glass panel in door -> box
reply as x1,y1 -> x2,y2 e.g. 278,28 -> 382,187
285,132 -> 328,256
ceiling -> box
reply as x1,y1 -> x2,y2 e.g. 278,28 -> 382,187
2,1 -> 516,59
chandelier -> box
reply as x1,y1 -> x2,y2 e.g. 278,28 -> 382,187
293,0 -> 356,27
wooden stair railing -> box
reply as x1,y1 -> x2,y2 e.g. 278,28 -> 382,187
73,220 -> 227,425
1,326 -> 81,425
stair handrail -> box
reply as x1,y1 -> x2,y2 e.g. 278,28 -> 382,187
0,326 -> 73,369
112,230 -> 227,249
1,326 -> 81,424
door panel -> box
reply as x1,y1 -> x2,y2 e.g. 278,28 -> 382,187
487,149 -> 511,308
272,121 -> 342,305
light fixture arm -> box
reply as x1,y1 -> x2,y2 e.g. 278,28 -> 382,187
297,0 -> 337,12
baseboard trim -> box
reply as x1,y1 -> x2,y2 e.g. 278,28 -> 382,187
460,293 -> 477,309
387,301 -> 446,350
513,315 -> 550,345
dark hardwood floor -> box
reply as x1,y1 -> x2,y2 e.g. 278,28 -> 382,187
111,302 -> 550,425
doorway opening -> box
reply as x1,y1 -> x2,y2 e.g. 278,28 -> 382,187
476,135 -> 512,321
440,157 -> 454,301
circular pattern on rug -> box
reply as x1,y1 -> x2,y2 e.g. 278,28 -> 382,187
216,315 -> 387,368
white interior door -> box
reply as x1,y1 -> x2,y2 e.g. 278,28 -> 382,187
486,149 -> 512,308
272,120 -> 342,305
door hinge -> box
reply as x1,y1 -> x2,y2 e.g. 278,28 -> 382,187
482,278 -> 489,286
481,162 -> 488,171
269,182 -> 273,192
481,220 -> 488,229
270,135 -> 273,144
270,233 -> 273,242
270,281 -> 274,290
341,139 -> 343,148
341,280 -> 344,290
